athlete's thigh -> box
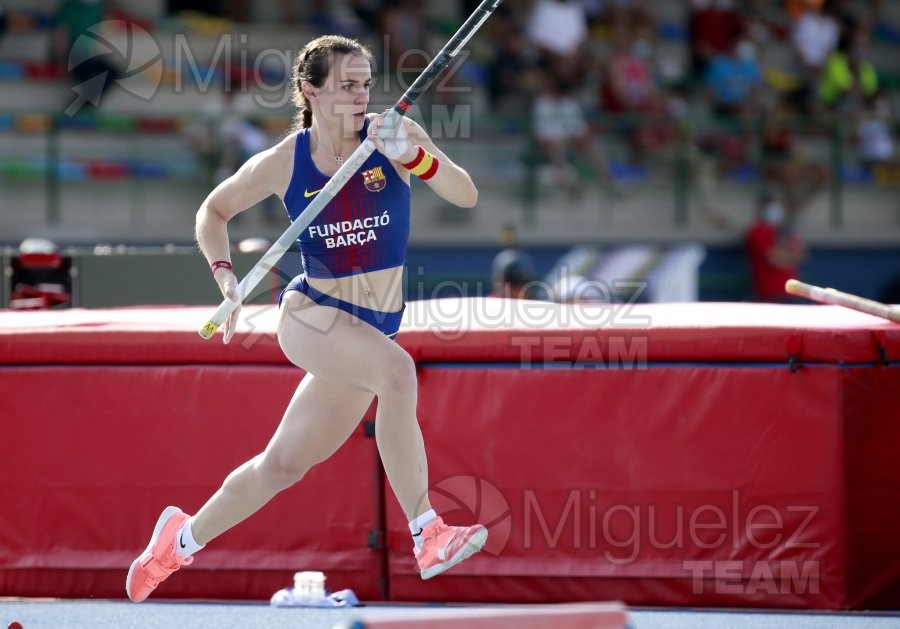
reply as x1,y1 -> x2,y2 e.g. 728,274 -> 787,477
277,291 -> 412,392
263,372 -> 375,468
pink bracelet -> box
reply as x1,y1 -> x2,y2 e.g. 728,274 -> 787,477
210,260 -> 233,273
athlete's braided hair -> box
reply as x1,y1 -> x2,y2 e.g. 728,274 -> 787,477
291,35 -> 374,131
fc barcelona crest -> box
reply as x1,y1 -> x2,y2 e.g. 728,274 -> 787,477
362,167 -> 386,192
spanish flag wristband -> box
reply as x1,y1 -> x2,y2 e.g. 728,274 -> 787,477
401,146 -> 439,180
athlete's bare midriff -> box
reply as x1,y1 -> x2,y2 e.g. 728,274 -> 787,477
307,265 -> 404,313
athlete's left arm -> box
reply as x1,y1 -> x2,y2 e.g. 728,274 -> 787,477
369,114 -> 478,208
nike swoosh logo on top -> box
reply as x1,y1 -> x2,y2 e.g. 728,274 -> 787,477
179,531 -> 187,549
304,188 -> 323,198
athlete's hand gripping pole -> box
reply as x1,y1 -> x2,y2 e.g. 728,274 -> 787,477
199,0 -> 503,339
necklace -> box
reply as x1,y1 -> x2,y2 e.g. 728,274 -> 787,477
334,155 -> 344,164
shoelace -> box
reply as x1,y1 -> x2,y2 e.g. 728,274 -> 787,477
425,524 -> 470,551
421,523 -> 449,544
424,526 -> 439,540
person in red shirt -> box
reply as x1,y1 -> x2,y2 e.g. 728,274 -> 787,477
688,0 -> 745,79
746,195 -> 807,301
600,29 -> 674,163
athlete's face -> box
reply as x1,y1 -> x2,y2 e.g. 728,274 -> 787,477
309,53 -> 372,134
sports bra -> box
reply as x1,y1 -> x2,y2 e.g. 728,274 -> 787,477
282,118 -> 411,278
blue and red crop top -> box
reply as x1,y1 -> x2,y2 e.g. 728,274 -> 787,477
282,118 -> 411,279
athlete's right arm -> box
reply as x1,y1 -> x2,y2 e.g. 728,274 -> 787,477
198,148 -> 281,226
196,145 -> 291,256
195,147 -> 289,344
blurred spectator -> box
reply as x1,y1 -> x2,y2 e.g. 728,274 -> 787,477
790,0 -> 839,108
693,35 -> 763,231
824,0 -> 876,42
817,28 -> 878,112
218,112 -> 270,186
785,0 -> 824,21
688,0 -> 745,81
760,99 -> 829,214
491,227 -> 552,300
381,0 -> 427,73
745,195 -> 807,302
694,38 -> 758,228
600,29 -> 674,163
222,0 -> 246,22
487,26 -> 532,115
705,38 -> 762,117
532,70 -> 616,197
491,247 -> 539,299
185,85 -> 277,222
53,0 -> 123,111
526,0 -> 590,88
581,0 -> 606,30
856,91 -> 895,171
278,0 -> 300,24
349,0 -> 380,33
743,0 -> 789,44
294,0 -> 367,35
601,30 -> 657,114
595,0 -> 656,44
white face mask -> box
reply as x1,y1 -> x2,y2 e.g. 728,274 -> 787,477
763,201 -> 785,225
737,41 -> 756,62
